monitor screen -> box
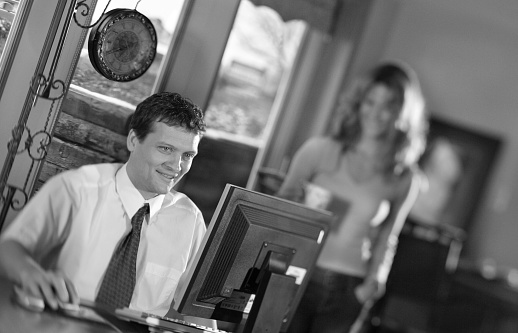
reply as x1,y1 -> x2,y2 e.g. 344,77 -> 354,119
173,184 -> 334,332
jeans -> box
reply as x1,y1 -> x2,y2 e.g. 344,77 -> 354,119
287,267 -> 363,333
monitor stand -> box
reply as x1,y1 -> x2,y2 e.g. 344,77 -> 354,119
241,271 -> 296,333
239,251 -> 298,333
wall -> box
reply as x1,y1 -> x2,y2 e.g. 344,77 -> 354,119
262,0 -> 376,171
35,87 -> 132,192
368,0 -> 518,268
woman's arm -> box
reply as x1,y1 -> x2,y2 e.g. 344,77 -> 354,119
355,170 -> 423,303
276,137 -> 333,202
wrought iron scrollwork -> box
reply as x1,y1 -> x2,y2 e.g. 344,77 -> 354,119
30,73 -> 66,101
73,0 -> 143,29
10,125 -> 52,161
0,184 -> 29,226
2,185 -> 28,211
0,0 -> 80,231
73,0 -> 112,28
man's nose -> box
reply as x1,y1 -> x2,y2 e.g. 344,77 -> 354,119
165,154 -> 182,172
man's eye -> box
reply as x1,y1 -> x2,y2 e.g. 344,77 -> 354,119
184,153 -> 195,159
159,146 -> 172,152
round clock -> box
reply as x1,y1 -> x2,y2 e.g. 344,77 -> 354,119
88,8 -> 157,82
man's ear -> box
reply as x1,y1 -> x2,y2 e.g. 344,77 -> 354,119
127,129 -> 137,152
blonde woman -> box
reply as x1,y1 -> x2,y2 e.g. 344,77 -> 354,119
278,62 -> 428,333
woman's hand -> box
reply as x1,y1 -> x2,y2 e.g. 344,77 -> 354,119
354,278 -> 385,304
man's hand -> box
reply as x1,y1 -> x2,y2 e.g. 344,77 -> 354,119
18,266 -> 79,310
0,240 -> 79,310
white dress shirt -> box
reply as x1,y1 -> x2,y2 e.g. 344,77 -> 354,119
0,163 -> 206,315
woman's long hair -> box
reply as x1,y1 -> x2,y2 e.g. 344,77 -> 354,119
332,62 -> 428,176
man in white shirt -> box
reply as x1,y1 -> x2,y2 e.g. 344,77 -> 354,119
0,92 -> 207,316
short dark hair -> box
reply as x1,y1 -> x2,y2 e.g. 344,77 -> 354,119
129,92 -> 206,141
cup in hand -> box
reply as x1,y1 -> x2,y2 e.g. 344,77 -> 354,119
303,183 -> 332,210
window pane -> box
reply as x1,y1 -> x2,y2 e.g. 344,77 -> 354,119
205,0 -> 306,146
0,0 -> 19,57
71,0 -> 185,106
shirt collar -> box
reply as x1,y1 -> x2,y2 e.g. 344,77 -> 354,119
116,163 -> 165,222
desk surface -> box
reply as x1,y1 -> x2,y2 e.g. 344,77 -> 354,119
0,277 -> 117,333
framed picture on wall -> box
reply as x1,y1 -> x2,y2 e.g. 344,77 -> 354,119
408,116 -> 502,232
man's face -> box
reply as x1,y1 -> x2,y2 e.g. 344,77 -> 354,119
126,121 -> 201,199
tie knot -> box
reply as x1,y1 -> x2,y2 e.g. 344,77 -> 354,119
132,203 -> 149,228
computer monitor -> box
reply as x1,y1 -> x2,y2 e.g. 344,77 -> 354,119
174,184 -> 334,333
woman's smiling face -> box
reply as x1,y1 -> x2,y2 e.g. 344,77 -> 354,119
359,84 -> 402,140
126,121 -> 200,199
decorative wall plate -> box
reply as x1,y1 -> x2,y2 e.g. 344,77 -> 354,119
88,8 -> 157,82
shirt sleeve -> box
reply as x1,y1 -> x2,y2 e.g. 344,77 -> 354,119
276,136 -> 333,202
0,172 -> 76,263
